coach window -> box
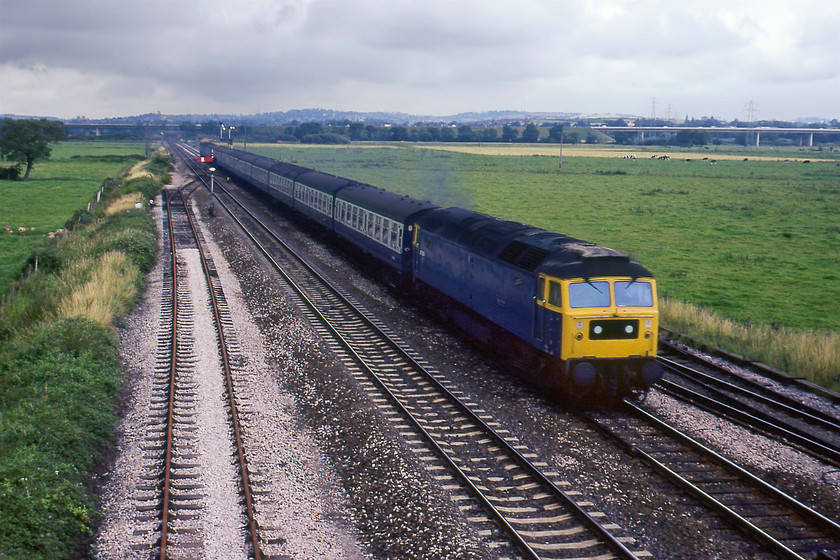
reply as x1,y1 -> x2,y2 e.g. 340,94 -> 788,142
390,224 -> 400,249
381,218 -> 390,243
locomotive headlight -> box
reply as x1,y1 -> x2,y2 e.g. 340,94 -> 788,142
593,325 -> 603,335
625,324 -> 634,334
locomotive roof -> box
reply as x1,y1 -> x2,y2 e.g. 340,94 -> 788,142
415,207 -> 652,279
338,183 -> 440,222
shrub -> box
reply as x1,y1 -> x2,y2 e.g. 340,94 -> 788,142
121,176 -> 160,200
64,209 -> 95,231
0,164 -> 21,180
0,319 -> 120,558
26,244 -> 66,276
101,229 -> 155,272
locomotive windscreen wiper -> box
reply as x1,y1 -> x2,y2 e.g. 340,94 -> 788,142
585,279 -> 603,292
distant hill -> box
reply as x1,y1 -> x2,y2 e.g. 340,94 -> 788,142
55,108 -> 608,127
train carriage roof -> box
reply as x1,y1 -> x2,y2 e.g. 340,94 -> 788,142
266,160 -> 310,179
294,169 -> 354,194
415,207 -> 652,279
211,144 -> 272,170
337,183 -> 440,222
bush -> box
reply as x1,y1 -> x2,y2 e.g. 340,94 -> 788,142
0,319 -> 120,558
0,147 -> 164,558
0,164 -> 21,180
26,244 -> 66,276
144,151 -> 174,185
64,209 -> 95,231
122,176 -> 161,200
101,228 -> 156,272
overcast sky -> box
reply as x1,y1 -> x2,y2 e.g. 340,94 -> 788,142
1,0 -> 838,121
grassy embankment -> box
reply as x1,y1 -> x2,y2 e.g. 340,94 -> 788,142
0,144 -> 171,558
244,142 -> 840,390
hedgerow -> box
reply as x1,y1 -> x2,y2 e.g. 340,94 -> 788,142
0,149 -> 171,558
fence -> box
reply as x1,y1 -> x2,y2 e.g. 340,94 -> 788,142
0,179 -> 110,318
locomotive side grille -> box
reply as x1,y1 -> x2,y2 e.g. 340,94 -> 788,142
498,240 -> 528,263
517,247 -> 550,271
498,241 -> 550,271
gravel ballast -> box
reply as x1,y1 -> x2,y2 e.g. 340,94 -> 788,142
95,155 -> 840,559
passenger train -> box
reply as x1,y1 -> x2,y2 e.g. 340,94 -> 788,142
200,142 -> 663,401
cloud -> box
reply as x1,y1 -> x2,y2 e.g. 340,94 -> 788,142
0,0 -> 837,120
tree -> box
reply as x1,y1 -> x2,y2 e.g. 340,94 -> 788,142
478,128 -> 498,142
440,127 -> 456,141
547,125 -> 564,143
456,125 -> 476,142
501,125 -> 519,142
521,123 -> 540,143
673,129 -> 710,147
348,123 -> 365,140
0,118 -> 67,181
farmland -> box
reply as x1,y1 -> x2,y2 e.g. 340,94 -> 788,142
0,142 -> 145,295
245,142 -> 840,334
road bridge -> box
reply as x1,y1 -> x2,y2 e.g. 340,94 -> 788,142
574,125 -> 838,146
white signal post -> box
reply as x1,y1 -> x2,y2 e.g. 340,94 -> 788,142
209,167 -> 215,193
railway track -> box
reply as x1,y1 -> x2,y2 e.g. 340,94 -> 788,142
129,187 -> 262,558
660,330 -> 840,404
577,401 -> 840,560
656,339 -> 840,467
170,141 -> 840,559
170,141 -> 649,559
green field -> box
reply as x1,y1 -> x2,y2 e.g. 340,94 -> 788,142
0,142 -> 145,295
244,142 -> 840,333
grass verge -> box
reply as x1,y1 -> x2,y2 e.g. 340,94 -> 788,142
0,149 -> 172,558
661,299 -> 839,391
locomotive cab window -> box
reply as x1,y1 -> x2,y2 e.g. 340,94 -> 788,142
569,281 -> 611,308
548,281 -> 563,307
615,281 -> 654,307
537,276 -> 564,308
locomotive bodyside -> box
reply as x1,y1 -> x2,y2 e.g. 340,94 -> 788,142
413,206 -> 662,398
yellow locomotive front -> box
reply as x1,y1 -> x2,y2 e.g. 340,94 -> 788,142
537,274 -> 663,399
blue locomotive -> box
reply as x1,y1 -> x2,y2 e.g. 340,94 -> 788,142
200,142 -> 663,400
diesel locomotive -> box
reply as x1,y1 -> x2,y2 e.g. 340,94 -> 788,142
200,142 -> 663,401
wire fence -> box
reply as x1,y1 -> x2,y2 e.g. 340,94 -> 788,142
0,180 -> 109,318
